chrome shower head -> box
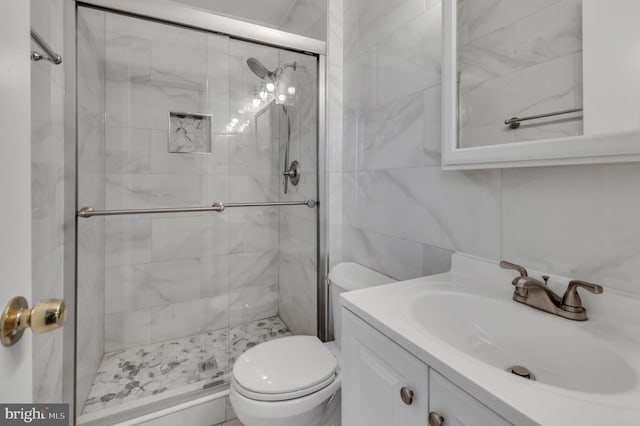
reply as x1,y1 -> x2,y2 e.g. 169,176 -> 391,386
247,57 -> 271,80
247,58 -> 298,80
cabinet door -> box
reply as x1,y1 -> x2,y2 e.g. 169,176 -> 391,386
342,310 -> 428,426
429,370 -> 511,426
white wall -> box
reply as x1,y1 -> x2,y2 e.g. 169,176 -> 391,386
332,0 -> 640,297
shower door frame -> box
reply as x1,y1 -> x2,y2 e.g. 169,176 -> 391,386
68,1 -> 329,424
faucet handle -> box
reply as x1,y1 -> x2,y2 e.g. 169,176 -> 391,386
562,280 -> 604,310
500,261 -> 528,277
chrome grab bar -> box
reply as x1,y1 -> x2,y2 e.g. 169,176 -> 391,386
77,200 -> 317,218
504,108 -> 582,129
30,27 -> 62,65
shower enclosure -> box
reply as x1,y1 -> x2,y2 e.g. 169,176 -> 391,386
75,5 -> 321,423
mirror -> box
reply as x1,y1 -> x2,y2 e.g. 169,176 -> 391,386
442,0 -> 640,169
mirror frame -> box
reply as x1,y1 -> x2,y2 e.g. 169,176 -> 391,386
441,0 -> 640,170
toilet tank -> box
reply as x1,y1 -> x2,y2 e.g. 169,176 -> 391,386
328,262 -> 395,348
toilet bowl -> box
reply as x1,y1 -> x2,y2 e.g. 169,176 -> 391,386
229,263 -> 394,426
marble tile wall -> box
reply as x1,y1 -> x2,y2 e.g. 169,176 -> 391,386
280,0 -> 328,41
82,10 -> 320,358
95,12 -> 288,353
327,0 -> 344,268
76,6 -> 107,413
334,0 -> 640,298
30,0 -> 66,403
277,51 -> 319,336
458,0 -> 583,147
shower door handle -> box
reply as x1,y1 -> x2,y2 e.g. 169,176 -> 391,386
1,296 -> 67,347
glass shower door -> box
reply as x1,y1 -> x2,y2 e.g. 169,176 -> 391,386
76,7 -> 233,419
75,5 -> 319,423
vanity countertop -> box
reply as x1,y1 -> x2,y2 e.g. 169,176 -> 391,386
340,253 -> 640,426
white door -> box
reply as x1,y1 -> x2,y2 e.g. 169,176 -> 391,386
0,0 -> 33,402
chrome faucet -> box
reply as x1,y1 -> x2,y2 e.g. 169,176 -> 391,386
500,261 -> 603,321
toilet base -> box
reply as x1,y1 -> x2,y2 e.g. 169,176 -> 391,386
229,378 -> 341,426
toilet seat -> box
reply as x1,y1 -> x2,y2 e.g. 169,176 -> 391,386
232,335 -> 338,402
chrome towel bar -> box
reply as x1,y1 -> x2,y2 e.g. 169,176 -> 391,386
77,200 -> 317,218
504,108 -> 582,129
30,27 -> 62,65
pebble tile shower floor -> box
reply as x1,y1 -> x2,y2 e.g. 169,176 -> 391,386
82,316 -> 291,415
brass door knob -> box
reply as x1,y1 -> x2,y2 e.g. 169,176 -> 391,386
400,387 -> 414,405
429,412 -> 444,426
1,297 -> 67,347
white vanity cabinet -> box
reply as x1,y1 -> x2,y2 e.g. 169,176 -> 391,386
342,310 -> 511,426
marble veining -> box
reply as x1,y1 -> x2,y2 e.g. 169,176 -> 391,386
458,0 -> 583,147
83,316 -> 291,416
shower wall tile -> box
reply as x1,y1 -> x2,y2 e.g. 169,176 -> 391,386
105,174 -> 202,209
105,259 -> 201,315
105,12 -> 207,50
150,42 -> 208,90
229,136 -> 279,176
204,213 -> 235,256
202,255 -> 230,298
151,216 -> 204,262
278,213 -> 317,336
151,300 -> 207,342
105,127 -> 151,174
229,286 -> 279,327
105,80 -> 203,130
205,295 -> 230,332
229,175 -> 279,203
228,251 -> 279,290
229,208 -> 279,253
105,217 -> 152,266
149,130 -> 206,175
96,13 -> 318,358
105,308 -> 152,352
105,34 -> 152,83
205,136 -> 231,175
76,5 -> 106,412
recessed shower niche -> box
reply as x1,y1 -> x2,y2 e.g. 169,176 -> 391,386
168,112 -> 212,153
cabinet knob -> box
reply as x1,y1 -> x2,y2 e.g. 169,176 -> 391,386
429,412 -> 444,426
400,387 -> 414,405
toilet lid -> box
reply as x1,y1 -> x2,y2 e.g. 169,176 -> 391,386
233,336 -> 338,398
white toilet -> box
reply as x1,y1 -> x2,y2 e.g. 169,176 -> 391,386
229,262 -> 395,426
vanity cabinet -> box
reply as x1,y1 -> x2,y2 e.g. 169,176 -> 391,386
342,310 -> 511,426
429,370 -> 510,426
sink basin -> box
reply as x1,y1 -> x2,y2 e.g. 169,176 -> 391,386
410,291 -> 637,394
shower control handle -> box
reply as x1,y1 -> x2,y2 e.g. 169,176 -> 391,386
283,160 -> 300,189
